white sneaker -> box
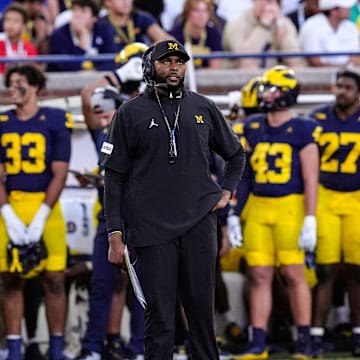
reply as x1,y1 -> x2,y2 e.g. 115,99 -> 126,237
76,351 -> 101,360
219,350 -> 232,360
173,345 -> 188,360
0,348 -> 8,360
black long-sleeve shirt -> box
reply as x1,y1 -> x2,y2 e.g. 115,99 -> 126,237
101,87 -> 245,246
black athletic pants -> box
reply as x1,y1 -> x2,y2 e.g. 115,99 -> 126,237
136,212 -> 220,360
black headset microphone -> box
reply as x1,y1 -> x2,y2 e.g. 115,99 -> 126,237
142,46 -> 167,89
154,82 -> 169,89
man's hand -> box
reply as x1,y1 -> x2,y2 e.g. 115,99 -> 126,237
213,190 -> 232,211
74,172 -> 91,187
71,16 -> 89,36
298,215 -> 317,252
108,232 -> 126,268
260,2 -> 280,27
27,204 -> 51,244
115,57 -> 143,84
0,204 -> 28,245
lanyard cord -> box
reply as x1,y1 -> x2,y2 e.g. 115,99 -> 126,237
107,15 -> 135,44
183,28 -> 207,48
154,88 -> 181,164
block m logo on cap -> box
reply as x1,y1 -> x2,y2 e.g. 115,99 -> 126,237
168,42 -> 179,51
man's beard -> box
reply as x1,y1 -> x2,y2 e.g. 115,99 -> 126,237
154,74 -> 184,90
335,96 -> 354,111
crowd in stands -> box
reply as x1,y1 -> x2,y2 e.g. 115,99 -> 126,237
0,0 -> 360,73
1,1 -> 360,360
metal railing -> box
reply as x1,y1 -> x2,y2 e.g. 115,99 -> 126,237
0,50 -> 359,65
0,50 -> 342,117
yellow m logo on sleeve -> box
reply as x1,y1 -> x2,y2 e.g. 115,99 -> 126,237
195,115 -> 204,124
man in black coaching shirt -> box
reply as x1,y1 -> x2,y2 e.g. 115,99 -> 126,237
101,39 -> 245,360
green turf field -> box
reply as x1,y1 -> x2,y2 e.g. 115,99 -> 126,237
221,340 -> 358,359
264,354 -> 356,359
220,323 -> 359,360
227,352 -> 358,359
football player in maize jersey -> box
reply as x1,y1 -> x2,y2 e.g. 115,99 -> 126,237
219,76 -> 264,346
234,66 -> 320,360
77,43 -> 148,360
0,64 -> 72,360
309,70 -> 360,357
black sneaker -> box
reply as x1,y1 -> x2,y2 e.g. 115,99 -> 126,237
311,335 -> 323,358
293,338 -> 312,360
25,343 -> 46,360
75,349 -> 101,360
333,322 -> 352,338
105,339 -> 133,360
353,334 -> 360,357
224,322 -> 246,344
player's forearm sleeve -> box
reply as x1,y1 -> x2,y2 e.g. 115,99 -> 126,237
103,168 -> 127,233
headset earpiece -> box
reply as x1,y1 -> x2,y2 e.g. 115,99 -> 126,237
142,45 -> 155,85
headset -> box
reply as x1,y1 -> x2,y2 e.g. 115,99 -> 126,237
142,45 -> 156,86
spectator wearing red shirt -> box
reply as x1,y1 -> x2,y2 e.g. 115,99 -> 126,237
0,3 -> 37,74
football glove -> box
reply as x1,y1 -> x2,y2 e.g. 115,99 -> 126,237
27,204 -> 51,244
0,204 -> 28,245
7,239 -> 48,278
298,215 -> 317,252
115,57 -> 143,84
227,215 -> 243,248
228,90 -> 241,109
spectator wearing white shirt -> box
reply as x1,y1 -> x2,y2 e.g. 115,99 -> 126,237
299,0 -> 359,67
160,0 -> 185,31
222,0 -> 304,69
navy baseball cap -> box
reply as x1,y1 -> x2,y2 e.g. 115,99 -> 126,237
151,40 -> 190,62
